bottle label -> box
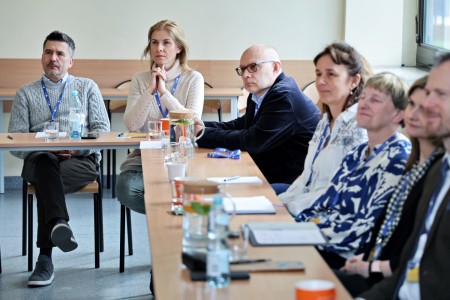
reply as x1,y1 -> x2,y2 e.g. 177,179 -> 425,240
207,249 -> 229,277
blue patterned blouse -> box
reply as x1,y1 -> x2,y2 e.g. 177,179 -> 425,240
295,133 -> 411,258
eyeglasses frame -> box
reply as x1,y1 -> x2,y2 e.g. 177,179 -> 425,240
235,60 -> 275,76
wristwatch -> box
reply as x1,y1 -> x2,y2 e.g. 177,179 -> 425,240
370,260 -> 381,273
369,260 -> 384,281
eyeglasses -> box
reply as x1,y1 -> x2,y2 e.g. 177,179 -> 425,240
235,61 -> 275,76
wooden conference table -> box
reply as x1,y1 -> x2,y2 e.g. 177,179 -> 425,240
141,148 -> 351,299
0,132 -> 143,152
0,87 -> 243,193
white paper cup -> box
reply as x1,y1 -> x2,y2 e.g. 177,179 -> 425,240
166,162 -> 187,181
295,280 -> 336,300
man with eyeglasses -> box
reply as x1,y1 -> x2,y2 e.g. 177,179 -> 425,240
197,44 -> 321,186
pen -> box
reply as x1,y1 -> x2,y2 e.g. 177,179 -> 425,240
223,176 -> 240,182
7,135 -> 13,140
230,258 -> 270,265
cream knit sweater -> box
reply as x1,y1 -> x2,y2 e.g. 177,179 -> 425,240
120,60 -> 204,171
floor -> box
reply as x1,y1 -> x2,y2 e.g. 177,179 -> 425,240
0,187 -> 154,300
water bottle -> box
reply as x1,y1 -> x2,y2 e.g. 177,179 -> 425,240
69,90 -> 82,139
206,195 -> 231,288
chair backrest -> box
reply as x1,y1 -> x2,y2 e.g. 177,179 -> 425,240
109,80 -> 131,112
203,82 -> 221,111
302,81 -> 320,104
238,88 -> 249,112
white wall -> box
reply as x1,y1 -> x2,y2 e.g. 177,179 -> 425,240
345,0 -> 402,66
0,0 -> 344,60
0,0 -> 417,177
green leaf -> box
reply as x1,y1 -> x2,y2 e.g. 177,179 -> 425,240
191,201 -> 211,215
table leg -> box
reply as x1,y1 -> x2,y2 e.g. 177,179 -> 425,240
230,96 -> 238,120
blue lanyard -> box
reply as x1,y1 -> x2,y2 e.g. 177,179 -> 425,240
305,121 -> 331,189
372,171 -> 411,260
407,158 -> 448,269
422,159 -> 449,235
41,78 -> 67,121
154,75 -> 181,118
328,132 -> 399,210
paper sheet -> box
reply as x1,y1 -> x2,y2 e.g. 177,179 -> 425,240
207,176 -> 263,184
223,196 -> 275,214
35,132 -> 67,138
252,229 -> 326,245
247,222 -> 327,246
140,141 -> 162,149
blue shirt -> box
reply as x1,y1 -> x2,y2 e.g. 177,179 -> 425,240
251,90 -> 268,116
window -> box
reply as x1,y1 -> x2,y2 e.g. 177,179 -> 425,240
416,0 -> 450,69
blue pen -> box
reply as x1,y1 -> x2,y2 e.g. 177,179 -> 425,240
224,176 -> 240,182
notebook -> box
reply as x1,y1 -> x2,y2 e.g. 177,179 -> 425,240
246,222 -> 327,246
223,196 -> 276,214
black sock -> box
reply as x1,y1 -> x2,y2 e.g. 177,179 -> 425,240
39,248 -> 53,260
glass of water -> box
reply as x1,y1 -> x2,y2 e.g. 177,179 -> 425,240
148,120 -> 163,141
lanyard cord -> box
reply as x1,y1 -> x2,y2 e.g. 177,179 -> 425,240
154,75 -> 181,118
41,78 -> 67,121
305,121 -> 331,189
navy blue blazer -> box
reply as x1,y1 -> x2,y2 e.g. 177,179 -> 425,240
197,72 -> 320,184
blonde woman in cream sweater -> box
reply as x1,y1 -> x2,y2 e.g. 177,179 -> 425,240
117,20 -> 204,214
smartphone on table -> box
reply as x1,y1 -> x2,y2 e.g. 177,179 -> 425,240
81,133 -> 99,139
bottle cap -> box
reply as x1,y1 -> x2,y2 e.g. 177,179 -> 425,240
213,194 -> 223,206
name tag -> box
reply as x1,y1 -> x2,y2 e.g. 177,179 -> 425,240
407,267 -> 419,282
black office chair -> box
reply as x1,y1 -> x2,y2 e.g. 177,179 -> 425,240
22,167 -> 104,271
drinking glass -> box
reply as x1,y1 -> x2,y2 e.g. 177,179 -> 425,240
148,120 -> 163,141
44,121 -> 59,142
